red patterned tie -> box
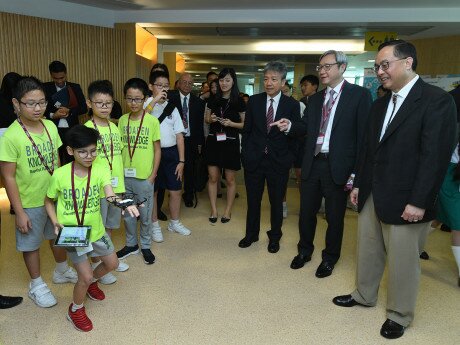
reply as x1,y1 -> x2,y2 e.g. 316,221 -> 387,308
266,98 -> 274,132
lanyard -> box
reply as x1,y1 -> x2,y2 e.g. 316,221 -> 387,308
71,162 -> 92,226
219,99 -> 230,132
127,111 -> 145,165
17,117 -> 55,175
319,82 -> 345,133
92,118 -> 114,171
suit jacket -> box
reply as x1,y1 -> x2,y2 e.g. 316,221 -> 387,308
169,90 -> 205,148
241,92 -> 300,174
43,81 -> 87,128
355,78 -> 458,224
289,81 -> 372,184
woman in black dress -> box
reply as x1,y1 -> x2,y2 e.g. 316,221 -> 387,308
205,68 -> 245,223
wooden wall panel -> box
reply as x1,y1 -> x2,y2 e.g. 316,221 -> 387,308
136,54 -> 153,83
0,12 -> 128,104
411,35 -> 460,76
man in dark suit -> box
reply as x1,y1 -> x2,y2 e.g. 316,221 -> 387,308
332,40 -> 457,339
273,50 -> 372,277
169,73 -> 205,207
43,60 -> 87,163
239,61 -> 300,253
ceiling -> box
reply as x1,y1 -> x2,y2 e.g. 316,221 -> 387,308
56,0 -> 460,83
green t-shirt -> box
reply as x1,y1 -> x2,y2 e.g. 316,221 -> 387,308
118,112 -> 161,179
0,119 -> 61,208
46,162 -> 111,242
85,120 -> 125,195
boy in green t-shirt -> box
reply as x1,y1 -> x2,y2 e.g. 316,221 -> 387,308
84,80 -> 127,285
117,78 -> 161,265
45,125 -> 139,332
0,77 -> 77,309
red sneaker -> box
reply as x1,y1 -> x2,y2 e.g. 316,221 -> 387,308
87,282 -> 105,301
67,304 -> 93,332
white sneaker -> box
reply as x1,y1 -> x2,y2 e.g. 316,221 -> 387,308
28,282 -> 57,308
168,221 -> 191,236
98,272 -> 117,285
115,260 -> 129,272
283,203 -> 288,218
52,267 -> 78,284
150,223 -> 164,243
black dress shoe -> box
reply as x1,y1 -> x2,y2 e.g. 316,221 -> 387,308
380,319 -> 405,339
0,295 -> 23,309
332,294 -> 366,307
158,209 -> 167,221
221,216 -> 231,223
238,237 -> 258,248
419,251 -> 429,260
441,224 -> 451,232
267,240 -> 280,253
209,215 -> 218,223
290,254 -> 311,269
315,261 -> 334,278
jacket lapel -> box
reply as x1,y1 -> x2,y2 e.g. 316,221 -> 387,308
378,78 -> 423,146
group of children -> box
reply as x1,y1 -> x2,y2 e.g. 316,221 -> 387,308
0,73 -> 192,332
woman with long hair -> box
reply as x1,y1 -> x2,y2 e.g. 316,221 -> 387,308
204,68 -> 245,223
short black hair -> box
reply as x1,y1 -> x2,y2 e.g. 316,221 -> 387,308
1,72 -> 22,100
66,125 -> 99,149
13,76 -> 45,100
300,74 -> 319,87
87,80 -> 114,99
206,71 -> 218,79
378,39 -> 418,71
149,70 -> 169,86
48,61 -> 67,74
151,63 -> 169,79
123,78 -> 149,97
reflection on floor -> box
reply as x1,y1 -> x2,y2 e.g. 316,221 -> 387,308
0,187 -> 458,345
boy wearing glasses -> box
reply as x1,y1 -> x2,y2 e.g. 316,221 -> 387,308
117,78 -> 161,265
0,77 -> 77,309
84,80 -> 128,284
145,70 -> 189,243
45,125 -> 140,331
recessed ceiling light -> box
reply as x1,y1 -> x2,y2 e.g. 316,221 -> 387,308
211,67 -> 218,70
257,68 -> 264,71
195,74 -> 200,77
367,59 -> 375,62
348,66 -> 356,69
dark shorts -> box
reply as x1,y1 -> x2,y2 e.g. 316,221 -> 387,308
156,145 -> 182,191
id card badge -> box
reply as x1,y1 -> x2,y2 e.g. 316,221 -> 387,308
76,242 -> 93,256
124,168 -> 137,178
316,134 -> 325,145
216,132 -> 227,141
111,176 -> 119,188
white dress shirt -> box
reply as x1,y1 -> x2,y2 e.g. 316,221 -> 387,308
148,99 -> 185,148
379,75 -> 419,140
321,79 -> 345,153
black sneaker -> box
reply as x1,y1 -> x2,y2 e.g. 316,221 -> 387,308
141,249 -> 155,265
116,245 -> 140,259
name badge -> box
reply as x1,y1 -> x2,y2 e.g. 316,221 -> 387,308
216,132 -> 227,141
76,242 -> 93,256
111,177 -> 119,188
316,134 -> 325,145
124,168 -> 137,178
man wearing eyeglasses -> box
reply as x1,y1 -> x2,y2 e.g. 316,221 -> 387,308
43,61 -> 87,164
272,50 -> 372,278
332,40 -> 457,339
169,73 -> 205,207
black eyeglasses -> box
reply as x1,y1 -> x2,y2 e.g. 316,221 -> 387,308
91,101 -> 114,108
20,100 -> 48,109
316,63 -> 339,72
373,58 -> 407,73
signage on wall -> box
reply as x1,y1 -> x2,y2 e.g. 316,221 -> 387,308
365,32 -> 398,51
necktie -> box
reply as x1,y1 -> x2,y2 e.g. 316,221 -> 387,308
380,94 -> 398,140
266,98 -> 274,132
182,96 -> 189,129
314,89 -> 335,156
